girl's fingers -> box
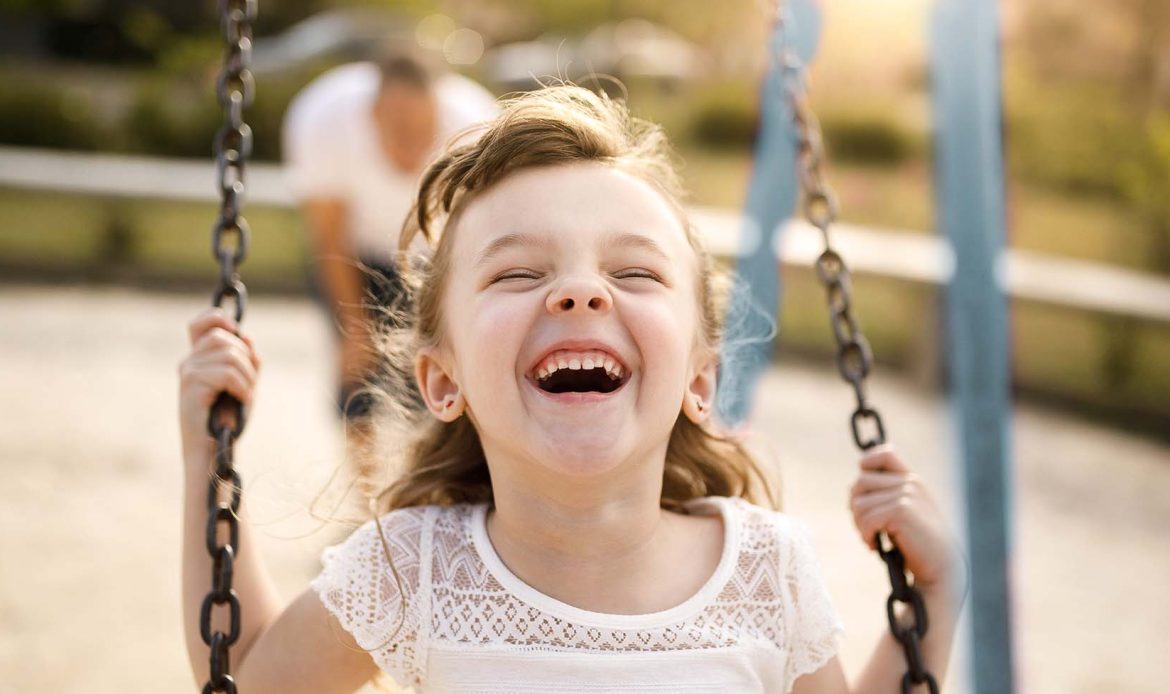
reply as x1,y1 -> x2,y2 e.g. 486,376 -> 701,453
851,469 -> 915,496
856,498 -> 907,550
189,336 -> 258,384
238,332 -> 262,369
859,445 -> 910,473
189,346 -> 258,386
850,485 -> 904,515
188,307 -> 237,344
183,360 -> 255,406
192,327 -> 258,366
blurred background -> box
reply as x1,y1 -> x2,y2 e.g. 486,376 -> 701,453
2,0 -> 1169,428
0,0 -> 1167,692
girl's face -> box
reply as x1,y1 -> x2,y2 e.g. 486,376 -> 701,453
417,163 -> 715,479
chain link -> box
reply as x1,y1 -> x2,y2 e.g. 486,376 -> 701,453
201,1 -> 255,691
764,2 -> 937,690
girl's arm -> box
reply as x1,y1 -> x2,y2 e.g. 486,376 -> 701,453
844,447 -> 969,692
845,577 -> 966,693
231,587 -> 379,692
793,446 -> 970,694
792,575 -> 966,694
179,308 -> 378,692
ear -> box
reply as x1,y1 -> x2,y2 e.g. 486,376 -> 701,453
681,353 -> 718,425
415,347 -> 464,421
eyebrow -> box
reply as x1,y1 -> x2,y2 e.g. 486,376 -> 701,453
473,231 -> 670,267
474,233 -> 550,268
604,232 -> 671,262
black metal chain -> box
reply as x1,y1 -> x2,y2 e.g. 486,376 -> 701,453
765,2 -> 937,691
202,1 -> 256,692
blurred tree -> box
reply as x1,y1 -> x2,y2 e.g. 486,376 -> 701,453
0,0 -> 335,63
1122,0 -> 1170,112
1121,114 -> 1170,272
1010,0 -> 1170,274
1017,0 -> 1170,111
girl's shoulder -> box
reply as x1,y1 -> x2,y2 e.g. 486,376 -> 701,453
690,495 -> 824,570
310,504 -> 472,687
690,494 -> 811,533
335,503 -> 476,558
719,499 -> 846,683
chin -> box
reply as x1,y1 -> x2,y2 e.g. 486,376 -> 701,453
535,433 -> 630,477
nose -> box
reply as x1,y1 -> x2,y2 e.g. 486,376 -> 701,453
546,275 -> 613,315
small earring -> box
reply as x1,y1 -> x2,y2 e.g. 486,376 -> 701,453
695,397 -> 704,413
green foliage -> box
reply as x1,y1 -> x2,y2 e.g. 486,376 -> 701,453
689,84 -> 757,149
1120,114 -> 1170,223
1004,73 -> 1145,197
0,81 -> 106,150
156,35 -> 223,77
685,82 -> 920,166
118,72 -> 308,161
246,76 -> 309,161
1004,70 -> 1170,273
1119,113 -> 1170,271
819,111 -> 919,165
0,62 -> 359,163
124,80 -> 220,158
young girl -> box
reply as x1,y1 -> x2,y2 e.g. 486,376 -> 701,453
179,85 -> 968,693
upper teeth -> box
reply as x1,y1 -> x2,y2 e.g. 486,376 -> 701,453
535,350 -> 623,381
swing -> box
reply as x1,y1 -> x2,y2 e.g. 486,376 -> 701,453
199,2 -> 255,693
762,5 -> 938,691
194,2 -> 934,692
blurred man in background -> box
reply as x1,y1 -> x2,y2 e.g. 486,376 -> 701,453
283,50 -> 496,420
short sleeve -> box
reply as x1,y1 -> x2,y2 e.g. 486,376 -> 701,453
309,506 -> 430,687
778,516 -> 846,690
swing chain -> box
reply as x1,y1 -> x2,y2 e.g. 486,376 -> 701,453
202,1 -> 255,692
768,3 -> 937,692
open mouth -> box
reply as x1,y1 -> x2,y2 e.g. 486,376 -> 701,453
536,364 -> 625,394
528,349 -> 631,398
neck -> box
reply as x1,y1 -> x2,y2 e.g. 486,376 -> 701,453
481,439 -> 671,571
489,484 -> 666,566
475,440 -> 728,615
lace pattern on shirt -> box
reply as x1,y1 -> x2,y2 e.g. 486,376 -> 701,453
312,498 -> 843,691
310,506 -> 429,686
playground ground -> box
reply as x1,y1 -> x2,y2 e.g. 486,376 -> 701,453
0,285 -> 1166,694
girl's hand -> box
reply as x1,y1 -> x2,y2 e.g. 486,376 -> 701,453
848,446 -> 968,596
178,308 -> 261,460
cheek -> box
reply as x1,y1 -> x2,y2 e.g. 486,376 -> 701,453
627,294 -> 698,383
453,293 -> 532,393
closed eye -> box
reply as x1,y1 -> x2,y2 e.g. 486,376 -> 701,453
613,268 -> 663,282
492,269 -> 542,282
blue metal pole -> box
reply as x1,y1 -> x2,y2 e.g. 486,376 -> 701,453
718,0 -> 821,425
930,0 -> 1016,691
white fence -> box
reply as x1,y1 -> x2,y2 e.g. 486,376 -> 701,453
3,145 -> 1169,325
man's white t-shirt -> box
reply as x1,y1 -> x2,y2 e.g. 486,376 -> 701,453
282,62 -> 497,265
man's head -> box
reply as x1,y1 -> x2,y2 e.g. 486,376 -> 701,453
372,52 -> 440,173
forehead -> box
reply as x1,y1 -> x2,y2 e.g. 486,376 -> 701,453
451,163 -> 692,265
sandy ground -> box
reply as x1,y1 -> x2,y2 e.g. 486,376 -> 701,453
0,285 -> 1166,694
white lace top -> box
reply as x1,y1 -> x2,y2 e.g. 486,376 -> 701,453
310,496 -> 845,693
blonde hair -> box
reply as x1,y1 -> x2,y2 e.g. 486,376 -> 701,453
353,84 -> 778,516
